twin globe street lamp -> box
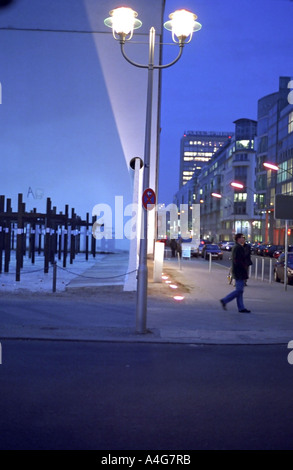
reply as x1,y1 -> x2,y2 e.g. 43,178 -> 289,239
104,6 -> 202,334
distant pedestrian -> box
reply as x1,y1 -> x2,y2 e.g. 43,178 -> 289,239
170,239 -> 177,257
220,233 -> 251,313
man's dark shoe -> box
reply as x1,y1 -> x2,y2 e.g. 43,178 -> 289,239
239,309 -> 251,313
220,299 -> 227,311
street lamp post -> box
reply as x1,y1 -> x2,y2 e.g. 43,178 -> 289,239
105,7 -> 202,333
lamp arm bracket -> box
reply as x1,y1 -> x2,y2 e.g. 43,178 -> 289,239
120,41 -> 184,70
154,44 -> 184,70
120,41 -> 148,69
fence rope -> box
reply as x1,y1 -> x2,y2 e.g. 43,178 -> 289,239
0,268 -> 44,276
0,265 -> 137,281
56,264 -> 137,280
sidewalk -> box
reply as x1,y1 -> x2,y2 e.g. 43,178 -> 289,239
154,256 -> 293,344
1,251 -> 293,345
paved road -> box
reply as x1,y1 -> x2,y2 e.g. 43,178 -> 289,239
1,340 -> 293,450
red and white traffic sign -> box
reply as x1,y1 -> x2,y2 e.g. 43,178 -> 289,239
142,188 -> 156,210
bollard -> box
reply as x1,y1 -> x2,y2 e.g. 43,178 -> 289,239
269,258 -> 273,283
261,258 -> 265,281
255,257 -> 258,280
153,241 -> 164,282
177,252 -> 182,271
209,252 -> 212,272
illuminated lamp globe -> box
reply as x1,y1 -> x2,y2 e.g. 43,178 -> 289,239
164,9 -> 202,44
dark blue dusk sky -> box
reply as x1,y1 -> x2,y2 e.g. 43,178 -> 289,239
0,0 -> 292,219
159,0 -> 293,204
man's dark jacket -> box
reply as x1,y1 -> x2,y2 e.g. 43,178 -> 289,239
231,243 -> 248,280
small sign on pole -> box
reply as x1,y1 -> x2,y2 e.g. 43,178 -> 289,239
142,188 -> 156,210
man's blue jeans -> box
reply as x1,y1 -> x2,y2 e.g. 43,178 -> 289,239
222,279 -> 245,311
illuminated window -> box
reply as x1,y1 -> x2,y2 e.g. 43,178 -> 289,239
282,182 -> 293,195
234,192 -> 247,202
277,160 -> 293,183
184,152 -> 213,158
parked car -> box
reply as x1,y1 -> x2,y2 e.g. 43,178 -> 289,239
202,244 -> 223,260
222,241 -> 235,251
181,238 -> 200,257
251,243 -> 261,254
197,244 -> 205,257
274,253 -> 293,284
273,249 -> 283,259
273,245 -> 293,258
256,244 -> 269,256
263,245 -> 284,257
194,239 -> 209,257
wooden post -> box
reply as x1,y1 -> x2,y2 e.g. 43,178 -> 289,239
4,199 -> 12,273
0,195 -> 4,274
85,212 -> 89,260
70,208 -> 75,264
50,206 -> 57,264
91,215 -> 96,258
63,204 -> 68,268
58,212 -> 62,261
44,197 -> 51,274
30,209 -> 36,265
21,202 -> 25,265
16,193 -> 24,281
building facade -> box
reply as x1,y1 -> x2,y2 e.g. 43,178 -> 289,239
174,77 -> 293,245
256,76 -> 293,244
179,131 -> 233,187
174,119 -> 260,242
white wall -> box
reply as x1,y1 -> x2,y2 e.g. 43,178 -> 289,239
0,0 -> 164,250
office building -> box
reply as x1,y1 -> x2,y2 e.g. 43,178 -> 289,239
179,131 -> 232,187
256,76 -> 293,243
174,119 -> 259,242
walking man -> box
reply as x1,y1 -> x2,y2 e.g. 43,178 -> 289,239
220,233 -> 251,313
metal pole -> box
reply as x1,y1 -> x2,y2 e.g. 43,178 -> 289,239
285,220 -> 288,291
136,27 -> 155,334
